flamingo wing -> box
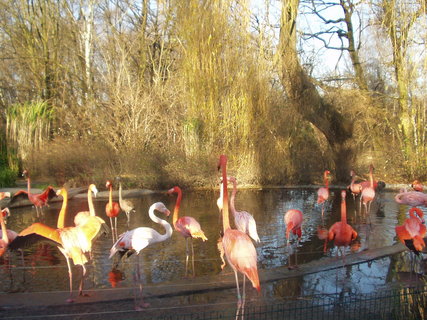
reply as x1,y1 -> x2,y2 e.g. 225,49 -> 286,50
176,216 -> 207,241
37,186 -> 57,204
7,190 -> 29,205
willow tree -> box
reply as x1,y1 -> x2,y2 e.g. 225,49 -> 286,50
278,0 -> 353,181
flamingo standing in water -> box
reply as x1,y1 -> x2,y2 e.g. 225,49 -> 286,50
10,188 -> 92,302
109,202 -> 172,310
118,180 -> 135,228
411,180 -> 423,192
348,170 -> 363,201
167,186 -> 207,277
218,155 -> 260,319
284,209 -> 303,269
227,176 -> 260,243
317,170 -> 331,219
73,184 -> 109,260
9,170 -> 56,217
361,165 -> 375,217
0,208 -> 17,257
328,190 -> 358,263
105,180 -> 120,243
395,190 -> 427,208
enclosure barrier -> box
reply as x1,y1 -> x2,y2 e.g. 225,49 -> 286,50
154,285 -> 426,320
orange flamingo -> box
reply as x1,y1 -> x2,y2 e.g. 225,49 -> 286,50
167,186 -> 207,277
218,155 -> 260,319
105,180 -> 120,243
395,189 -> 427,208
395,207 -> 426,255
9,188 -> 91,302
411,180 -> 423,192
9,169 -> 56,217
361,165 -> 375,217
109,202 -> 172,309
317,170 -> 331,219
328,190 -> 358,263
284,209 -> 303,269
227,176 -> 260,243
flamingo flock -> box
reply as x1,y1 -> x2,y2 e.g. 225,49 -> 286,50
0,161 -> 425,314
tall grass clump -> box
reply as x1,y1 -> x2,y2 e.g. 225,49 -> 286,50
5,101 -> 54,170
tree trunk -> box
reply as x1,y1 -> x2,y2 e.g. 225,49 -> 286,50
279,0 -> 353,182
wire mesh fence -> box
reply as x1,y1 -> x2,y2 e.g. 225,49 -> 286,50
154,285 -> 427,320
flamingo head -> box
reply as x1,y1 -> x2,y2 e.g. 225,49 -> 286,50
106,180 -> 113,189
411,180 -> 423,192
1,208 -> 10,218
409,207 -> 425,223
89,184 -> 98,197
167,186 -> 181,195
350,170 -> 355,177
341,190 -> 346,199
22,169 -> 29,178
227,176 -> 236,183
218,155 -> 227,171
369,164 -> 374,173
154,202 -> 171,217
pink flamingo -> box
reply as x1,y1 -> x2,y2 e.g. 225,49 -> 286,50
105,180 -> 120,243
328,190 -> 358,263
361,165 -> 375,217
0,208 -> 17,257
167,186 -> 207,277
317,170 -> 331,219
360,164 -> 379,191
284,209 -> 303,269
109,202 -> 172,309
411,180 -> 423,192
227,176 -> 260,243
348,170 -> 363,200
9,170 -> 56,217
218,155 -> 260,319
395,207 -> 426,255
395,190 -> 427,208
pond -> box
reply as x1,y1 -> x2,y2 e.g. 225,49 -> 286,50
0,186 -> 424,301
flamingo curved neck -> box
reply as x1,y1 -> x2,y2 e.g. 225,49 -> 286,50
108,185 -> 113,206
172,188 -> 182,226
57,190 -> 68,229
119,183 -> 123,204
324,173 -> 329,188
230,179 -> 237,214
220,157 -> 231,231
149,207 -> 173,241
26,176 -> 32,195
88,187 -> 95,216
340,197 -> 347,224
0,217 -> 8,243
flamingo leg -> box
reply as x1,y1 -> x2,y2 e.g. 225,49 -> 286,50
233,269 -> 242,320
114,217 -> 118,242
185,237 -> 190,277
64,257 -> 74,303
295,238 -> 299,268
78,264 -> 89,297
241,275 -> 246,320
109,217 -> 115,243
191,238 -> 195,277
134,255 -> 149,310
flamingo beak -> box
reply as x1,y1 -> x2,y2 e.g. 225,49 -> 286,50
164,209 -> 171,217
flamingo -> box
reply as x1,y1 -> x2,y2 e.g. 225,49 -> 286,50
9,188 -> 92,302
395,207 -> 426,255
284,209 -> 303,269
9,170 -> 56,217
328,190 -> 358,263
317,170 -> 331,219
395,207 -> 426,274
73,184 -> 109,260
218,155 -> 260,319
118,180 -> 135,227
0,208 -> 16,257
361,165 -> 375,217
348,170 -> 363,201
395,190 -> 427,208
227,176 -> 260,243
109,202 -> 172,309
105,180 -> 120,243
0,191 -> 11,201
167,186 -> 207,278
411,180 -> 423,192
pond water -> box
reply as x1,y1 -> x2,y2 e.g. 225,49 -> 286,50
0,187 -> 424,301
